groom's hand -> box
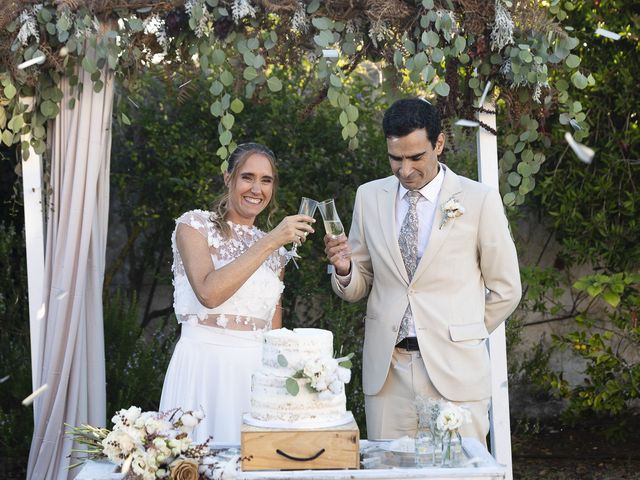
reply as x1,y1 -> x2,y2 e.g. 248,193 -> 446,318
324,233 -> 351,276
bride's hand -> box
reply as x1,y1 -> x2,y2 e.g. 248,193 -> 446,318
266,214 -> 315,249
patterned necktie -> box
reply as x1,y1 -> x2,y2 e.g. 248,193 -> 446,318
397,190 -> 420,344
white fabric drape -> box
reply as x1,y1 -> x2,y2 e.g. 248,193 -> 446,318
27,52 -> 114,479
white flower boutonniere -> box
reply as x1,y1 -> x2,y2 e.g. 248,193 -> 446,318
439,196 -> 465,229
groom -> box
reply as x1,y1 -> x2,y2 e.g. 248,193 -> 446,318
324,98 -> 521,444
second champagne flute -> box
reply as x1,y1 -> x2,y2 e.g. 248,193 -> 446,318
318,199 -> 344,239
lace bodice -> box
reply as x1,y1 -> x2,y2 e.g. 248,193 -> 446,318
172,209 -> 287,331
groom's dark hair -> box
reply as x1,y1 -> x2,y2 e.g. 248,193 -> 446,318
382,98 -> 442,149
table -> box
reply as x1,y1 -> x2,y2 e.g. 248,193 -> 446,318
76,438 -> 506,480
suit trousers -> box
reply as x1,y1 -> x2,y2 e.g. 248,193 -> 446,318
364,347 -> 490,446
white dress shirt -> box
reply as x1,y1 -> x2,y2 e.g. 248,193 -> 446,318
336,165 -> 447,332
395,164 -> 445,336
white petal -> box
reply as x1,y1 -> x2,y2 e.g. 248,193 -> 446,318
454,119 -> 479,128
564,132 -> 595,164
594,28 -> 620,40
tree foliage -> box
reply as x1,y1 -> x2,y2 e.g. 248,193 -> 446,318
0,0 -> 595,207
515,0 -> 640,421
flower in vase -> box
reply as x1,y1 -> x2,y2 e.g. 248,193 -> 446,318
436,402 -> 471,433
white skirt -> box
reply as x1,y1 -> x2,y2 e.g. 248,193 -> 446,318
159,323 -> 263,444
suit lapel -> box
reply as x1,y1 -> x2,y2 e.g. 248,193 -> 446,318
377,176 -> 409,284
414,166 -> 464,280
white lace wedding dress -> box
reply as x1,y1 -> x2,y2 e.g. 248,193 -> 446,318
160,210 -> 287,444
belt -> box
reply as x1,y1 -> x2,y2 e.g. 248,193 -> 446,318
396,337 -> 419,351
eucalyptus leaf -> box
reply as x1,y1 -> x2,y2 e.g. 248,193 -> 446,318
230,98 -> 244,113
247,37 -> 260,50
275,354 -> 288,367
3,83 -> 16,100
267,76 -> 282,92
346,105 -> 359,122
565,54 -> 581,68
307,0 -> 320,13
211,49 -> 226,65
508,172 -> 522,186
2,129 -> 14,147
571,71 -> 588,89
311,17 -> 333,31
243,67 -> 258,81
81,56 -> 97,74
286,377 -> 300,396
210,101 -> 223,117
503,192 -> 516,207
434,80 -> 450,97
220,70 -> 234,87
221,113 -> 235,129
210,81 -> 224,96
219,130 -> 232,146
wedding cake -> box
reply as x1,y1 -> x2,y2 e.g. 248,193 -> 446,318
247,328 -> 352,427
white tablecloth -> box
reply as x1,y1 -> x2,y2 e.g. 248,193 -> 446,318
76,438 -> 505,480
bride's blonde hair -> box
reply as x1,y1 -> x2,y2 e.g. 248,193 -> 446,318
210,143 -> 279,239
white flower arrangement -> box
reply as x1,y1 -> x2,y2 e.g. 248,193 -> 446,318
415,396 -> 471,466
278,353 -> 353,398
415,396 -> 471,435
67,407 -> 240,479
439,196 -> 465,229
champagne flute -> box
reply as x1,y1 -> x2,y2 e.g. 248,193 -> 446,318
289,197 -> 318,260
318,199 -> 344,239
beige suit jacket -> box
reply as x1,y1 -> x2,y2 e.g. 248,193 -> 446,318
332,167 -> 521,401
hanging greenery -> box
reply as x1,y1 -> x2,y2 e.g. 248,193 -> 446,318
0,0 -> 594,205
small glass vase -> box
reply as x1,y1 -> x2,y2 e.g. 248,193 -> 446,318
440,430 -> 463,467
414,427 -> 436,467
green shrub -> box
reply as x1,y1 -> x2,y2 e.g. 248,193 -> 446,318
104,290 -> 178,416
0,223 -> 32,477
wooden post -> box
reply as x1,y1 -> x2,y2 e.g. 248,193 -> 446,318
476,99 -> 513,480
20,96 -> 46,404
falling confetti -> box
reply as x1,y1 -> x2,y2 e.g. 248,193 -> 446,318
455,119 -> 480,128
595,28 -> 620,40
22,384 -> 48,406
17,55 -> 45,69
565,132 -> 595,164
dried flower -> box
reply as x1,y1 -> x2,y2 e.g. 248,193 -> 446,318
490,0 -> 514,51
170,459 -> 199,480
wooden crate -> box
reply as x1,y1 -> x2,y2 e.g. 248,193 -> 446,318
240,419 -> 359,471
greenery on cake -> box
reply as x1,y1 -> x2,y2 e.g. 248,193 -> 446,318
279,352 -> 353,397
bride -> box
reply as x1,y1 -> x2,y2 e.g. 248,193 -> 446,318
160,143 -> 315,444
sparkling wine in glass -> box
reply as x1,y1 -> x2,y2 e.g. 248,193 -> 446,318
318,199 -> 344,240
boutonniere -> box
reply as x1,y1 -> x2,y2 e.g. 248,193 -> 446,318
439,196 -> 465,229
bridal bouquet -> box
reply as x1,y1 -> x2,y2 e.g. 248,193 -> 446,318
67,407 -> 240,479
281,353 -> 353,398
